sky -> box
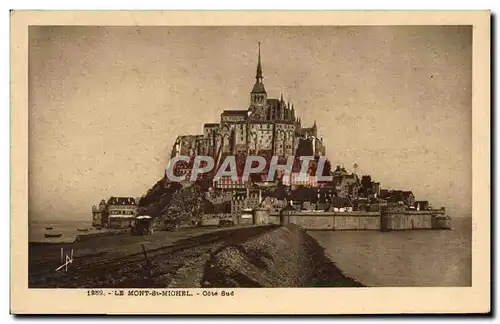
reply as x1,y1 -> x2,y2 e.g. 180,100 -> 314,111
28,26 -> 472,221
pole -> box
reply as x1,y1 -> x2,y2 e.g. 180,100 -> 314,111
141,244 -> 151,267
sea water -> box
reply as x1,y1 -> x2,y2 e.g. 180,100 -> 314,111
308,217 -> 472,287
29,219 -> 95,243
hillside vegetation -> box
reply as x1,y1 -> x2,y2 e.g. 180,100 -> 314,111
138,178 -> 216,228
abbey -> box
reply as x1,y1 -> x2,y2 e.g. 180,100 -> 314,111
171,44 -> 326,160
91,46 -> 441,231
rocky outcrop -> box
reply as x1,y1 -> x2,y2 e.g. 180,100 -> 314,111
201,224 -> 364,287
138,179 -> 216,227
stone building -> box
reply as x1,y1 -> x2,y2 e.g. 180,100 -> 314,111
107,197 -> 139,228
213,175 -> 248,190
230,188 -> 262,218
379,189 -> 416,207
91,199 -> 107,227
170,44 -> 326,163
91,196 -> 138,228
331,165 -> 360,198
282,173 -> 319,189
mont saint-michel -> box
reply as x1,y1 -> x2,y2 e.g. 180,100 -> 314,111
90,44 -> 450,233
27,26 -> 472,290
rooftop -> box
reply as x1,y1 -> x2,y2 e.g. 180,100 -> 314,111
222,110 -> 247,116
251,82 -> 266,93
107,197 -> 137,206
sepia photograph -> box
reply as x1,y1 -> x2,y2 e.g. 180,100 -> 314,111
11,10 -> 490,315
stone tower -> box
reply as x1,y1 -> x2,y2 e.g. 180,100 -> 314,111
249,42 -> 267,120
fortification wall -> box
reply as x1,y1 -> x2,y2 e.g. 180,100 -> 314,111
269,213 -> 280,225
288,214 -> 335,230
271,211 -> 381,230
269,208 -> 446,231
333,214 -> 380,230
201,213 -> 233,226
380,207 -> 445,231
383,213 -> 433,230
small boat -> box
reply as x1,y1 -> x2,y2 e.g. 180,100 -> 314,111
45,227 -> 53,230
77,228 -> 89,232
44,232 -> 62,238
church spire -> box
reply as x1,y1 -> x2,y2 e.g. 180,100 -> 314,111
256,42 -> 263,81
251,42 -> 266,95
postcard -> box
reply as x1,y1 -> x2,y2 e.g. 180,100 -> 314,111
10,10 -> 490,315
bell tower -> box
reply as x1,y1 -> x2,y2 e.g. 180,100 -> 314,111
250,42 -> 267,109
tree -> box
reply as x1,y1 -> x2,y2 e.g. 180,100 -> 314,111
160,183 -> 206,221
361,175 -> 372,190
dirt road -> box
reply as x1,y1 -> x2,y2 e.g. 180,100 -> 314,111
29,225 -> 278,288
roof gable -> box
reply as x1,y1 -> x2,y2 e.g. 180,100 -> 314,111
108,197 -> 137,205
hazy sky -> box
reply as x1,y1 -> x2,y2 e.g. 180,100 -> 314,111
28,26 -> 472,220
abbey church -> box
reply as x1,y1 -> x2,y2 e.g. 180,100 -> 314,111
171,44 -> 326,161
